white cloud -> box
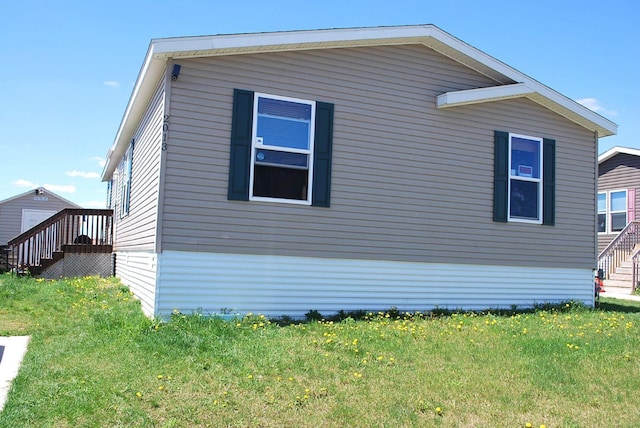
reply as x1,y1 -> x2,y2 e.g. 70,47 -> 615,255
43,184 -> 76,194
81,200 -> 107,208
91,156 -> 107,167
66,170 -> 100,179
576,98 -> 617,116
104,80 -> 120,87
14,179 -> 38,188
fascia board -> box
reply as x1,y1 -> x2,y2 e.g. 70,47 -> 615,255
150,25 -> 437,56
532,83 -> 617,137
437,82 -> 617,137
102,44 -> 165,181
599,146 -> 640,163
437,83 -> 535,108
429,28 -> 617,137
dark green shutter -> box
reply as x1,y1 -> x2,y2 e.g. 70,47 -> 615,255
493,131 -> 509,222
312,101 -> 334,207
542,138 -> 556,226
228,89 -> 254,201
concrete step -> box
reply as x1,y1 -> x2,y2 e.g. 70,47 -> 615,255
602,287 -> 633,296
604,279 -> 632,287
602,279 -> 634,295
612,266 -> 633,275
610,273 -> 633,281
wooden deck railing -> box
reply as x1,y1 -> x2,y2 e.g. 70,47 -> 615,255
598,220 -> 640,280
631,248 -> 640,292
7,208 -> 113,273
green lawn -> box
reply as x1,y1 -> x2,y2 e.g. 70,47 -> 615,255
1,274 -> 640,427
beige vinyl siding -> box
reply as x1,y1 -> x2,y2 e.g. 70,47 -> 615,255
597,153 -> 640,253
0,192 -> 79,245
161,44 -> 596,269
112,77 -> 164,252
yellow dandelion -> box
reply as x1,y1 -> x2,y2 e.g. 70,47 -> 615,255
157,374 -> 163,379
135,392 -> 142,398
435,406 -> 443,415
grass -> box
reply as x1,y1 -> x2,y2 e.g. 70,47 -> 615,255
1,274 -> 640,427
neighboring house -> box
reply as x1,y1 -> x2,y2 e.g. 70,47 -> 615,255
101,25 -> 617,318
597,147 -> 640,253
0,187 -> 81,246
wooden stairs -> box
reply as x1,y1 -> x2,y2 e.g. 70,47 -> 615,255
598,222 -> 640,295
7,209 -> 114,278
603,258 -> 635,294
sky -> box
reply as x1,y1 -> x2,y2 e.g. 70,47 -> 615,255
0,0 -> 638,207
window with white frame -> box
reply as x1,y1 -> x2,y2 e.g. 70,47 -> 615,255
117,140 -> 134,218
610,190 -> 628,232
597,192 -> 607,233
494,131 -> 554,225
599,190 -> 627,233
508,134 -> 543,223
249,93 -> 315,204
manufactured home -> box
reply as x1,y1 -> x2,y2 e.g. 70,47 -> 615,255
597,147 -> 640,292
101,25 -> 617,318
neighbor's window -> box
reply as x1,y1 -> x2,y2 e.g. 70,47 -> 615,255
249,93 -> 315,204
597,192 -> 607,233
598,190 -> 629,233
508,134 -> 543,223
609,190 -> 627,232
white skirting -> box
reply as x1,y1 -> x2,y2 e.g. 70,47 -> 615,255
112,250 -> 597,318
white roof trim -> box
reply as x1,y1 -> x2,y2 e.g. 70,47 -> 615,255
599,146 -> 640,164
102,24 -> 619,180
437,82 -> 617,138
437,83 -> 535,108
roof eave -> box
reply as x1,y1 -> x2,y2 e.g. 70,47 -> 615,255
102,43 -> 165,181
102,24 -> 618,180
437,84 -> 617,138
599,146 -> 640,163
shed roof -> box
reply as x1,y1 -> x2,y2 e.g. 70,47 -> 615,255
0,187 -> 81,207
102,24 -> 618,180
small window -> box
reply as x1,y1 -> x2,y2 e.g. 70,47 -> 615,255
117,140 -> 134,218
249,94 -> 315,204
508,134 -> 543,223
597,192 -> 606,233
106,179 -> 113,209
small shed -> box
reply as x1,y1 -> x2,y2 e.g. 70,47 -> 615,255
0,188 -> 81,246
